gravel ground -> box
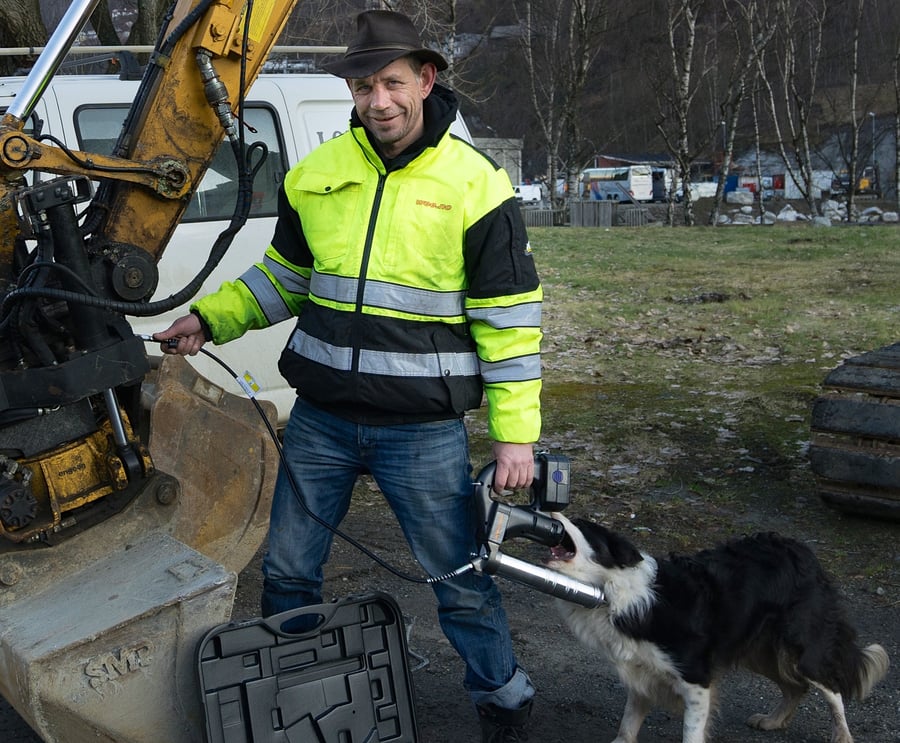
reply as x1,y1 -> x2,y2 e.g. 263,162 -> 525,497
225,493 -> 899,743
2,483 -> 897,742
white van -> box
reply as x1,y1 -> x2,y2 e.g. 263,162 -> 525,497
514,183 -> 544,204
0,73 -> 473,424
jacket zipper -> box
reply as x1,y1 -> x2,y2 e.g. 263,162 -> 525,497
351,172 -> 386,377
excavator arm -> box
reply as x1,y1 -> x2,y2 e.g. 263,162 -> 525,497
0,1 -> 314,740
0,0 -> 298,548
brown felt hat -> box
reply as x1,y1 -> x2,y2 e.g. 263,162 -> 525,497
321,10 -> 448,79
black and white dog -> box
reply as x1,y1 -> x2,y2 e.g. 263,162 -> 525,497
546,514 -> 889,743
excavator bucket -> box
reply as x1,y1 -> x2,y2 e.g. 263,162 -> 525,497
144,353 -> 279,573
0,355 -> 279,742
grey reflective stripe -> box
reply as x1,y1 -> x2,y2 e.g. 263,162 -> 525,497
311,271 -> 357,304
360,348 -> 480,377
287,328 -> 480,377
238,266 -> 292,324
310,270 -> 465,317
480,354 -> 542,383
467,302 -> 542,328
263,254 -> 310,295
365,281 -> 466,318
287,329 -> 353,370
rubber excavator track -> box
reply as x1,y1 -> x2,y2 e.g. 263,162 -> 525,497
810,341 -> 900,520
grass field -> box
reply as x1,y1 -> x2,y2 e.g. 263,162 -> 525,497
467,223 -> 900,569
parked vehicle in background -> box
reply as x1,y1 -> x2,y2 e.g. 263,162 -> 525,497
514,182 -> 545,204
581,165 -> 653,202
831,165 -> 881,198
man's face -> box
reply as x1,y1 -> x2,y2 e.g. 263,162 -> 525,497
349,57 -> 436,158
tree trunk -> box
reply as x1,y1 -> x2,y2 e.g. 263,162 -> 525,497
90,0 -> 121,47
0,0 -> 47,75
127,0 -> 171,46
845,0 -> 865,220
895,35 -> 900,210
756,0 -> 827,217
710,0 -> 775,226
513,0 -> 606,210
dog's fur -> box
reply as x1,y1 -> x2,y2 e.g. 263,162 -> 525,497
546,514 -> 889,743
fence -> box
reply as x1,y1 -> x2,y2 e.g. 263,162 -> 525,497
520,201 -> 652,228
520,208 -> 567,228
568,200 -> 614,227
619,206 -> 650,226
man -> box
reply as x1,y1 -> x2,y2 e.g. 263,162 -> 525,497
155,10 -> 542,741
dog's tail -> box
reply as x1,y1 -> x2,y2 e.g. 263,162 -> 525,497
848,644 -> 890,701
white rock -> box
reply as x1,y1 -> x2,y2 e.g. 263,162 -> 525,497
726,189 -> 754,205
777,205 -> 798,222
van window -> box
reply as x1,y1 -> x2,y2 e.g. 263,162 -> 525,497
74,104 -> 286,221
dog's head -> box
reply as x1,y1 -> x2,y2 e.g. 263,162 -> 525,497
547,513 -> 654,613
547,513 -> 643,576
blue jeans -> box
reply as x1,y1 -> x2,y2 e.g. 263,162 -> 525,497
261,398 -> 534,710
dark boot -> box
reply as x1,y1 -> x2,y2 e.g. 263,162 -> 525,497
477,700 -> 532,742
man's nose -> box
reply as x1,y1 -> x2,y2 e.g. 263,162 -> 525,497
370,84 -> 391,109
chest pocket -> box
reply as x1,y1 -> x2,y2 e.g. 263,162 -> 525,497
372,179 -> 466,288
292,169 -> 367,272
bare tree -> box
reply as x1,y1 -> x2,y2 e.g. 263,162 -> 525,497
756,0 -> 828,216
652,0 -> 712,226
89,0 -> 120,47
124,0 -> 172,45
0,0 -> 184,75
393,0 -> 499,108
895,30 -> 900,209
511,0 -> 607,206
842,0 -> 866,218
817,0 -> 886,212
708,0 -> 774,225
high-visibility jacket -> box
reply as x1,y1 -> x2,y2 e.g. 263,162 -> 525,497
192,85 -> 542,443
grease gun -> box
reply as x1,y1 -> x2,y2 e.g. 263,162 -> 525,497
469,453 -> 606,608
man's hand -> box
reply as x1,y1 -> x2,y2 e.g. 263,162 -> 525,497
153,314 -> 206,356
491,441 -> 535,493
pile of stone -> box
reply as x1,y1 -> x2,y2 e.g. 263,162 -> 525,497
715,200 -> 899,226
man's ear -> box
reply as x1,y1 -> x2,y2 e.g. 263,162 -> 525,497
419,61 -> 437,97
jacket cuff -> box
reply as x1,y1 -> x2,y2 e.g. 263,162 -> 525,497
190,308 -> 213,343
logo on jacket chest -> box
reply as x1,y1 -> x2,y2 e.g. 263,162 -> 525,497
415,198 -> 453,211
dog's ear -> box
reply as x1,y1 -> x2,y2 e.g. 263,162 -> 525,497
574,519 -> 644,568
604,530 -> 643,568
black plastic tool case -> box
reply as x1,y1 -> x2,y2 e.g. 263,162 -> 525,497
197,592 -> 419,742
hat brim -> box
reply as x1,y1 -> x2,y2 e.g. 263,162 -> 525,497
321,48 -> 448,79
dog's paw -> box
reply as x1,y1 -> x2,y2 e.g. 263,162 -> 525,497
746,712 -> 787,731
